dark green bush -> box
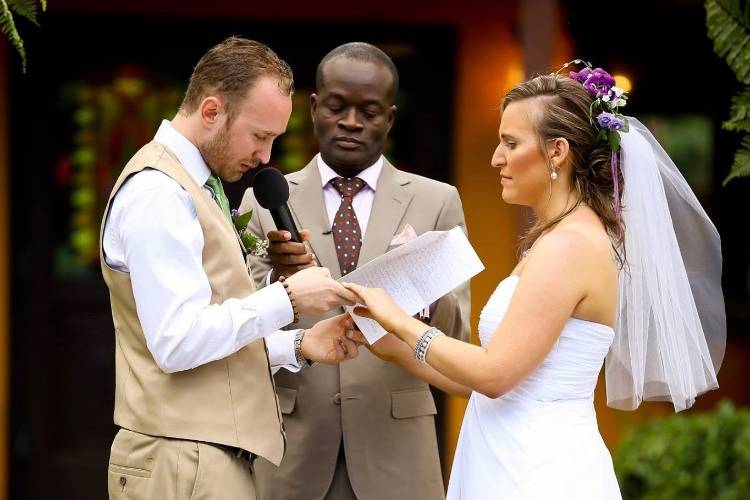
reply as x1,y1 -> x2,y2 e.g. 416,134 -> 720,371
614,401 -> 750,499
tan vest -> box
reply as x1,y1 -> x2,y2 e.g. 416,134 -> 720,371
99,141 -> 285,465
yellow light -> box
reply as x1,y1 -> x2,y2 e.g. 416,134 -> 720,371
505,64 -> 525,90
612,74 -> 632,93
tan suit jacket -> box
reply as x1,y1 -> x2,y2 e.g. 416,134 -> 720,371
240,158 -> 470,500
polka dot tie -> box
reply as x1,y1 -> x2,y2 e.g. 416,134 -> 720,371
330,177 -> 367,276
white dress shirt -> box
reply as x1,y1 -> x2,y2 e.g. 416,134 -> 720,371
103,120 -> 300,374
317,153 -> 383,233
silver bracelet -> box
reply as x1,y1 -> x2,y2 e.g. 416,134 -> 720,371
294,329 -> 311,369
414,327 -> 445,363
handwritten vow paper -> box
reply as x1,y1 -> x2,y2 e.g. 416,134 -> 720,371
340,227 -> 484,343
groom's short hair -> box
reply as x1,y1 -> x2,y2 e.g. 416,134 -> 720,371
180,37 -> 294,121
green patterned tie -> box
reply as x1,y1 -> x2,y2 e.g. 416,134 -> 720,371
205,174 -> 232,223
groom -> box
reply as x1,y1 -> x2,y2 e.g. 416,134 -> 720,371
100,37 -> 362,499
241,42 -> 470,499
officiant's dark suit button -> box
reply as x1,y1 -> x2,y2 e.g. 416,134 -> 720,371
333,393 -> 342,405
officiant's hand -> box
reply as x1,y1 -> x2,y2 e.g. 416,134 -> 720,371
303,314 -> 365,364
268,228 -> 317,281
341,283 -> 411,335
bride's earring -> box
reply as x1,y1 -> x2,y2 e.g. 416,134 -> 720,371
550,164 -> 558,180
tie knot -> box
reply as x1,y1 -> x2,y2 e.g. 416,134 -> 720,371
331,177 -> 366,198
205,174 -> 223,194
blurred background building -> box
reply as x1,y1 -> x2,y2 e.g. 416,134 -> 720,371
0,0 -> 747,498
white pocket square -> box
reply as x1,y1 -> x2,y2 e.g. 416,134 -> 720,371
389,224 -> 418,246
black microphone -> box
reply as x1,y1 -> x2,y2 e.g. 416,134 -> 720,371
253,167 -> 302,243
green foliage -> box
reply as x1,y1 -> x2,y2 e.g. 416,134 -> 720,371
0,1 -> 25,72
234,209 -> 253,231
9,0 -> 41,26
0,0 -> 47,73
707,0 -> 750,84
708,0 -> 750,183
724,88 -> 750,132
615,401 -> 750,499
723,135 -> 750,184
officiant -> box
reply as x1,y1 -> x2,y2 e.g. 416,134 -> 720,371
240,42 -> 470,500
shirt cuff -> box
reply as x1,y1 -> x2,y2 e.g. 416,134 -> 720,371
265,269 -> 274,287
266,329 -> 303,374
247,281 -> 295,331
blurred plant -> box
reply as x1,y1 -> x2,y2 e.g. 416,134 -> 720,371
54,71 -> 183,277
707,0 -> 750,184
615,400 -> 750,499
0,0 -> 47,73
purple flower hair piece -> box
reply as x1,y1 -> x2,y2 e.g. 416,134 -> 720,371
597,112 -> 625,131
569,67 -> 592,83
559,59 -> 630,242
583,68 -> 616,98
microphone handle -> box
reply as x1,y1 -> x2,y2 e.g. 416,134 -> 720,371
270,204 -> 302,243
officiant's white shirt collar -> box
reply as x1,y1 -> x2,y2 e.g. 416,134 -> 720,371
316,153 -> 383,190
154,119 -> 212,187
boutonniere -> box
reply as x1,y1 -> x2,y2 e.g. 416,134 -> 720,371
231,208 -> 269,258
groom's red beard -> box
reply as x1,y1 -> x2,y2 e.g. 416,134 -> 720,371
200,122 -> 254,182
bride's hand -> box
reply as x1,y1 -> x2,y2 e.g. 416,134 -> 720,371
350,331 -> 413,364
341,282 -> 411,335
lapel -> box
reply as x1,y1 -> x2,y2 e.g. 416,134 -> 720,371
287,159 -> 342,277
358,159 -> 413,267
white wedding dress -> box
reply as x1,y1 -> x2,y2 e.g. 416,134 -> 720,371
447,275 -> 622,499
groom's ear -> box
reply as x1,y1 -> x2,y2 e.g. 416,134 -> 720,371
199,96 -> 223,129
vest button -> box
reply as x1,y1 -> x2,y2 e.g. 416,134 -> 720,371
332,392 -> 342,405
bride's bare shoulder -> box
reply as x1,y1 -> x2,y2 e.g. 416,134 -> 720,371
527,224 -> 611,274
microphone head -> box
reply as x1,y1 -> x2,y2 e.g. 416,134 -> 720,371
253,167 -> 290,209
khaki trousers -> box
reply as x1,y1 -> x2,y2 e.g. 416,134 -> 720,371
108,428 -> 256,499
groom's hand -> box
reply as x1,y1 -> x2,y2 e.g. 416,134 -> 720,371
285,267 -> 359,315
268,228 -> 316,281
302,314 -> 365,364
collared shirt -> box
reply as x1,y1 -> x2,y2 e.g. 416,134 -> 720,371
102,120 -> 300,374
318,154 -> 432,319
317,153 -> 383,235
264,154 -> 384,287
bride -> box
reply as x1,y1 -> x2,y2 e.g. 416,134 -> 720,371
343,67 -> 725,499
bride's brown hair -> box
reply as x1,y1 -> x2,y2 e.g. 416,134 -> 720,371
502,73 -> 625,265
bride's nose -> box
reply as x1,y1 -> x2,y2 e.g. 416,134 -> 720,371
491,144 -> 506,169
